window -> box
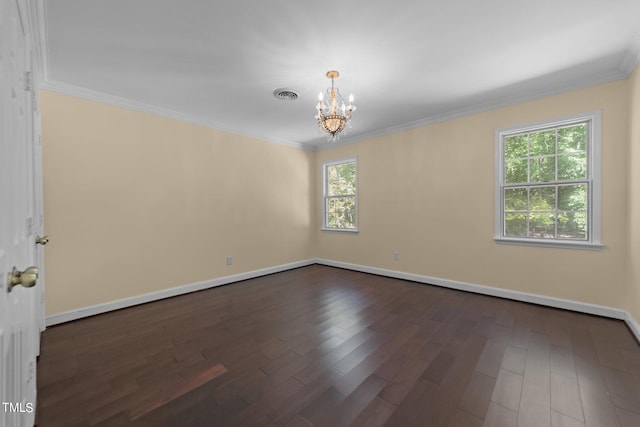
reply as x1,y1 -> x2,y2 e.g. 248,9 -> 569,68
323,158 -> 357,231
495,111 -> 602,249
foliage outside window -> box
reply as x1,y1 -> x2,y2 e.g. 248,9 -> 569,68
495,112 -> 602,249
323,159 -> 357,231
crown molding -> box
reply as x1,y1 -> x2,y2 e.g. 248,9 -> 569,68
41,80 -> 308,150
42,35 -> 639,154
41,64 -> 629,154
313,67 -> 629,151
620,32 -> 640,77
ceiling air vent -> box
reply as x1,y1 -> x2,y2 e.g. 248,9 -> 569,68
273,88 -> 298,101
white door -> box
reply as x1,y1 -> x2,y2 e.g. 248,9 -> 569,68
0,0 -> 43,425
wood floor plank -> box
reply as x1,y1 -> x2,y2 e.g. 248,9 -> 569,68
578,385 -> 620,427
130,363 -> 228,420
458,371 -> 497,419
491,369 -> 523,412
293,328 -> 376,385
616,406 -> 640,427
335,326 -> 418,397
321,374 -> 388,427
378,348 -> 436,405
420,349 -> 456,385
518,371 -> 551,427
383,378 -> 440,427
475,339 -> 508,378
550,344 -> 578,379
550,372 -> 584,422
550,410 -> 585,427
602,365 -> 640,414
448,409 -> 484,427
350,396 -> 396,427
35,265 -> 640,427
483,402 -> 518,427
373,336 -> 429,381
297,386 -> 345,426
268,371 -> 342,426
502,345 -> 527,376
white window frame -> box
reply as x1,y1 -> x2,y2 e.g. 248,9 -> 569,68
322,158 -> 358,232
494,111 -> 603,250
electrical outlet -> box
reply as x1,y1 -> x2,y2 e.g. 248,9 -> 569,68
226,256 -> 233,265
393,251 -> 399,261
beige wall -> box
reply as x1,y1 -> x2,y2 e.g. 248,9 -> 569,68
41,73 -> 638,320
315,80 -> 631,309
629,67 -> 640,323
40,91 -> 314,315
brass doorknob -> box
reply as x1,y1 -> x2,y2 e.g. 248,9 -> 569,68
36,235 -> 49,245
7,266 -> 38,293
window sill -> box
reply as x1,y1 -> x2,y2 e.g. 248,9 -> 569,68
321,228 -> 359,233
495,237 -> 603,250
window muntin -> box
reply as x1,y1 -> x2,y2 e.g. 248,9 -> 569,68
323,159 -> 357,231
496,112 -> 601,249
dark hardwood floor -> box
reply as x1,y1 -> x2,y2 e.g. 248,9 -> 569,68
36,265 -> 640,426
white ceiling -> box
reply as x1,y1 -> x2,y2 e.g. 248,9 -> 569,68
44,0 -> 640,149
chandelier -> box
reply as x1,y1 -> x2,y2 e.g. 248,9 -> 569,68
315,70 -> 356,142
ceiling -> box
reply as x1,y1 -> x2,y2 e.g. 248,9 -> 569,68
44,0 -> 640,149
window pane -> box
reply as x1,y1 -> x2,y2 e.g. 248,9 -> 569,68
341,196 -> 356,212
530,186 -> 555,211
505,159 -> 527,183
327,163 -> 356,196
558,124 -> 586,153
558,211 -> 587,239
332,210 -> 353,229
558,154 -> 587,180
558,184 -> 587,211
326,166 -> 338,195
530,157 -> 555,182
529,212 -> 555,238
530,130 -> 556,156
505,213 -> 527,237
327,198 -> 335,212
327,196 -> 355,229
344,209 -> 356,227
504,134 -> 528,159
334,195 -> 351,207
327,212 -> 337,228
504,188 -> 527,211
340,162 -> 356,184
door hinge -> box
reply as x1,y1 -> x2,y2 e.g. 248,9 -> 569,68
24,71 -> 33,92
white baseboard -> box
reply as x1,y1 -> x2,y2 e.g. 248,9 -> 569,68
314,258 -> 640,342
45,257 -> 640,345
626,312 -> 640,344
45,259 -> 316,326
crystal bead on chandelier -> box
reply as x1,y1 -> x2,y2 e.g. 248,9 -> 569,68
315,70 -> 356,142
